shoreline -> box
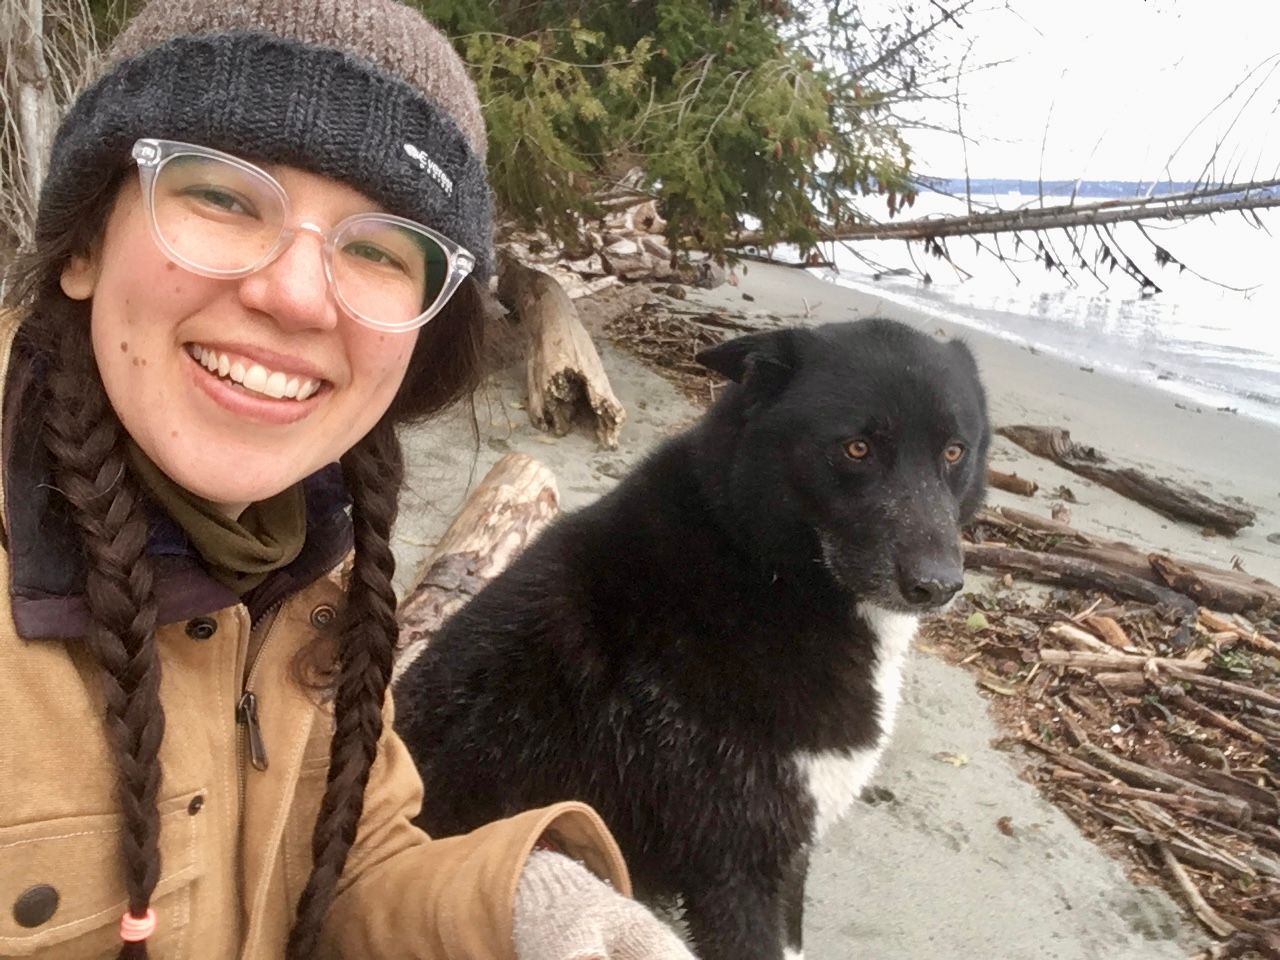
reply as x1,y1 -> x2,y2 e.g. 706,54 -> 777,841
825,270 -> 1280,432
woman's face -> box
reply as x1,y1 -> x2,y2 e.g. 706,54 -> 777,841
61,166 -> 419,514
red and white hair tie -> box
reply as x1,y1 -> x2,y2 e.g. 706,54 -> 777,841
119,908 -> 156,943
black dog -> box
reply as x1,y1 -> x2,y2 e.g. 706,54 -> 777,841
395,319 -> 990,960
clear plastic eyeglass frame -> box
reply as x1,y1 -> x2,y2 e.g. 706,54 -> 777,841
131,138 -> 476,333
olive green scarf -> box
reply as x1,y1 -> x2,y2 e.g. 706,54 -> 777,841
126,442 -> 306,594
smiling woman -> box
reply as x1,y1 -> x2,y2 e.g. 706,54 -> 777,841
0,1 -> 692,959
60,163 -> 426,509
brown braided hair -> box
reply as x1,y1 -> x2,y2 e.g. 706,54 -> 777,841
5,169 -> 489,954
287,418 -> 403,958
37,291 -> 166,960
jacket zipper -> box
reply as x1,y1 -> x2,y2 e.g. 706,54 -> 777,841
237,691 -> 269,771
236,602 -> 285,812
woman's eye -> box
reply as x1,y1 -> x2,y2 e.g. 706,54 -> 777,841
184,186 -> 255,216
943,443 -> 966,464
844,439 -> 870,460
345,241 -> 407,271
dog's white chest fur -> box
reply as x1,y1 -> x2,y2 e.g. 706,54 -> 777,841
793,603 -> 918,841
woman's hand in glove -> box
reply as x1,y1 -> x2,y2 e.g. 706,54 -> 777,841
514,849 -> 696,960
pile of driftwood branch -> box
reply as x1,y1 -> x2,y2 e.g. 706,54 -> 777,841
927,510 -> 1280,957
603,298 -> 772,403
502,185 -> 697,294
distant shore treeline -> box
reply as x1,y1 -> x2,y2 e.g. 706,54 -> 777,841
917,178 -> 1280,199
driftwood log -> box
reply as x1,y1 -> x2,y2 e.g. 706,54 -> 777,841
499,253 -> 626,449
996,425 -> 1256,535
964,542 -> 1199,615
1037,648 -> 1208,675
972,507 -> 1280,613
987,468 -> 1038,497
394,453 -> 560,681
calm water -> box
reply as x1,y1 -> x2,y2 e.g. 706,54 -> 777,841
808,192 -> 1280,428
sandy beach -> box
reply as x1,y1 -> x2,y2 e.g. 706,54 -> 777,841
390,261 -> 1280,959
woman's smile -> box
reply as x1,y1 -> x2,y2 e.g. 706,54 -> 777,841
185,343 -> 325,401
183,342 -> 327,427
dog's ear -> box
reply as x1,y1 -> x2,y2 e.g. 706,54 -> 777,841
696,329 -> 799,390
946,337 -> 980,373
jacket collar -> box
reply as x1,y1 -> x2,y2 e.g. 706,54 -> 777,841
0,311 -> 353,640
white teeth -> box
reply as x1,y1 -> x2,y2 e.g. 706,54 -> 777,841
263,371 -> 288,399
190,343 -> 322,401
242,364 -> 268,393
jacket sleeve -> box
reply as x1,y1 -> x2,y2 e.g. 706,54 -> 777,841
322,693 -> 631,960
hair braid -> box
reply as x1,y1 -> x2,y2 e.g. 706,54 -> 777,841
38,299 -> 165,960
287,417 -> 404,958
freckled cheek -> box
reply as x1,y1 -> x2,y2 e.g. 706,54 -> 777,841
351,335 -> 415,387
164,261 -> 186,295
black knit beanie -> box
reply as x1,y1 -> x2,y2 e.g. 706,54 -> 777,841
36,0 -> 494,282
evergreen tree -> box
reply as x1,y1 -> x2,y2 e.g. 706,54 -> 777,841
8,1 -> 964,260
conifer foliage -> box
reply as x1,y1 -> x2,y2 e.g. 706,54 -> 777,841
413,0 -> 946,254
4,1 -> 966,262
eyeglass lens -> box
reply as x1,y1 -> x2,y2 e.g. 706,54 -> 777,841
151,155 -> 451,328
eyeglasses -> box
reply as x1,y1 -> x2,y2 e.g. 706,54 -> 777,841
131,138 -> 476,333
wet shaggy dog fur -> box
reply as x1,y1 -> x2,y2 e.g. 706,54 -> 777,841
394,319 -> 990,960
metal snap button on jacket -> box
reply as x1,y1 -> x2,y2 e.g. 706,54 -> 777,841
13,884 -> 59,928
185,617 -> 218,640
310,604 -> 337,628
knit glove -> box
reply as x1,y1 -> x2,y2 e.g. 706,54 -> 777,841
513,849 -> 696,960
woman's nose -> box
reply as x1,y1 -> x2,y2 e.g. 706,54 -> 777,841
237,225 -> 339,332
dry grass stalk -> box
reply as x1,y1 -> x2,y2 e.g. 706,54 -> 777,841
1,0 -> 99,271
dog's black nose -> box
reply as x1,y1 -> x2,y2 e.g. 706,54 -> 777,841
899,572 -> 963,608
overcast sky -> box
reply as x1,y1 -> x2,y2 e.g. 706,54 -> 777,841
888,0 -> 1280,182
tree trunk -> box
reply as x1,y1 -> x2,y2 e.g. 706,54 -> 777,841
727,179 -> 1280,246
498,253 -> 626,449
394,453 -> 560,680
13,0 -> 59,221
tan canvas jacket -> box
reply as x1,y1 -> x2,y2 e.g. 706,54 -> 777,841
0,310 -> 629,959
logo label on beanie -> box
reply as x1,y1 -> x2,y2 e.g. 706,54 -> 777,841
404,143 -> 454,197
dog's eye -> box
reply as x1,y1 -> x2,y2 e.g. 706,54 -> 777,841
943,443 -> 966,464
844,439 -> 870,460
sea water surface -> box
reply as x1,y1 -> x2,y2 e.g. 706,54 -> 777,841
802,190 -> 1280,429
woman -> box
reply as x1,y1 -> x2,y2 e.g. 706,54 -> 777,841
0,1 -> 693,958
